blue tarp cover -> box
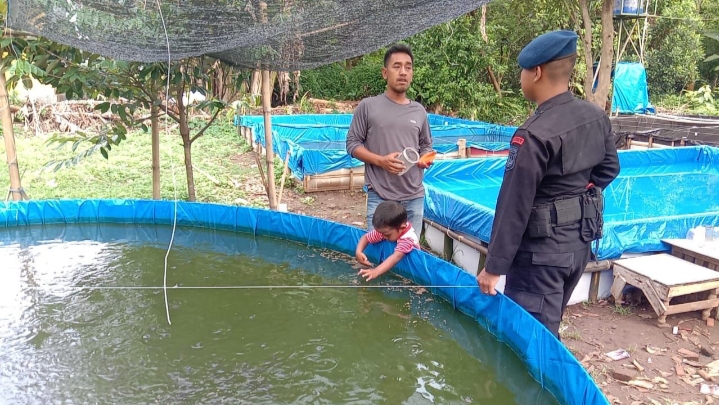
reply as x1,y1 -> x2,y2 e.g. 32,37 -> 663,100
424,145 -> 719,260
611,62 -> 656,115
0,199 -> 607,405
235,114 -> 517,179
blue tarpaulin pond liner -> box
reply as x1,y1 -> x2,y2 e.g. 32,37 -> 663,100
0,199 -> 607,405
424,145 -> 719,260
611,62 -> 656,115
235,113 -> 518,180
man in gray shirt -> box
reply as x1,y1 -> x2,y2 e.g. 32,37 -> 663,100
346,43 -> 434,234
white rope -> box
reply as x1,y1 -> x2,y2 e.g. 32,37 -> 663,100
156,0 -> 177,326
22,285 -> 480,290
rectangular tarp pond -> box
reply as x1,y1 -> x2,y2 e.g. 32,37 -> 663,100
423,145 -> 719,260
235,114 -> 517,179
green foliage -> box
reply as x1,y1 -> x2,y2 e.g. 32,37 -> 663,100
645,0 -> 705,94
0,121 -> 255,203
299,52 -> 386,100
43,127 -> 127,172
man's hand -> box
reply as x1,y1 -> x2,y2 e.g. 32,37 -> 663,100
417,161 -> 432,170
476,268 -> 500,295
356,251 -> 371,267
379,152 -> 405,175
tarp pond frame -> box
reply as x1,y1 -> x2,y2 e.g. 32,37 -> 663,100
610,114 -> 719,147
423,145 -> 719,261
0,199 -> 608,405
236,113 -> 518,179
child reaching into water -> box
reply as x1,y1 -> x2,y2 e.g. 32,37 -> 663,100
355,201 -> 420,281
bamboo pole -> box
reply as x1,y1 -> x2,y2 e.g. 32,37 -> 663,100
0,73 -> 24,201
261,70 -> 277,210
276,150 -> 290,206
151,105 -> 161,199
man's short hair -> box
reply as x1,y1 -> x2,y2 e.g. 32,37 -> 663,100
384,43 -> 414,67
543,54 -> 577,83
372,201 -> 408,229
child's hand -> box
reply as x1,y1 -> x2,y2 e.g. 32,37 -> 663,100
356,252 -> 371,267
358,268 -> 379,282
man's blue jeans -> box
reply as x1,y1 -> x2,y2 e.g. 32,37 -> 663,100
366,188 -> 425,235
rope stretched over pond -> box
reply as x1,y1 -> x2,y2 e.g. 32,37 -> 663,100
22,285 -> 483,290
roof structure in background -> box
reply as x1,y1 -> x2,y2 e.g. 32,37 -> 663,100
8,0 -> 488,70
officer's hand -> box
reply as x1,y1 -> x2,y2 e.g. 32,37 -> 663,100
379,152 -> 405,175
477,268 -> 500,295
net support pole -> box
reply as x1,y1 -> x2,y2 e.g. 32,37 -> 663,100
0,73 -> 24,201
261,69 -> 277,210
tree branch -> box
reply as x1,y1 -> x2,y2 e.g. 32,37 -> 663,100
160,103 -> 181,123
190,107 -> 222,144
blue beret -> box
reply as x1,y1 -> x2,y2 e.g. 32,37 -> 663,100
517,30 -> 578,70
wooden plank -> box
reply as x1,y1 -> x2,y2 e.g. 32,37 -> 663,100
663,299 -> 719,316
613,263 -> 670,298
668,280 -> 719,298
613,254 -> 719,287
610,273 -> 627,304
614,267 -> 668,314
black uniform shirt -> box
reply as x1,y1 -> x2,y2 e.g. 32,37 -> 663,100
485,91 -> 620,276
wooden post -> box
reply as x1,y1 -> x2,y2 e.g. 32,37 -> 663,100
589,271 -> 601,303
0,73 -> 24,201
443,233 -> 454,263
457,139 -> 467,159
261,70 -> 277,210
151,105 -> 161,200
276,151 -> 290,206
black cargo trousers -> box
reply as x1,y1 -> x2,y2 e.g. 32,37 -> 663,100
503,244 -> 592,339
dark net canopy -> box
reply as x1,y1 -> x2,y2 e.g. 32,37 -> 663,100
8,0 -> 488,71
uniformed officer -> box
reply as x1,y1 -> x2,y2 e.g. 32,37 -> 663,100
476,30 -> 620,340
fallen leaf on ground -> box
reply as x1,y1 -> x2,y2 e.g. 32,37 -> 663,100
627,379 -> 654,389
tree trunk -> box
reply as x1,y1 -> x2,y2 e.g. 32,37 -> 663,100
182,136 -> 196,202
487,67 -> 502,96
177,90 -> 196,202
0,74 -> 23,201
579,0 -> 595,98
151,105 -> 161,200
588,0 -> 615,110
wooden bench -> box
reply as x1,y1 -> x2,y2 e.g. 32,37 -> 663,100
662,238 -> 719,271
611,253 -> 719,325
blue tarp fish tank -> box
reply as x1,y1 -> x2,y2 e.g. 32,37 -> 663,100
423,145 -> 719,260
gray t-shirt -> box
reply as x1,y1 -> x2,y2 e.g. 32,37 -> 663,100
346,93 -> 434,201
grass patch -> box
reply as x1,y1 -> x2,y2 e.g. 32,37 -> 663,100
0,119 -> 255,204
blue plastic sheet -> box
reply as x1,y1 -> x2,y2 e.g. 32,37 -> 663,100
611,62 -> 656,115
424,145 -> 719,260
235,113 -> 517,179
0,199 -> 607,405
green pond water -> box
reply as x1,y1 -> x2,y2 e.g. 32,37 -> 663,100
0,224 -> 560,405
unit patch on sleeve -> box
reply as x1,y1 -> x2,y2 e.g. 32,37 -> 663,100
505,144 -> 519,171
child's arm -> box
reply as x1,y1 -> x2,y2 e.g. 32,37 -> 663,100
358,250 -> 405,281
355,234 -> 372,266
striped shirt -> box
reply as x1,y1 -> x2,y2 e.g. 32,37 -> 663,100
366,223 -> 420,254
